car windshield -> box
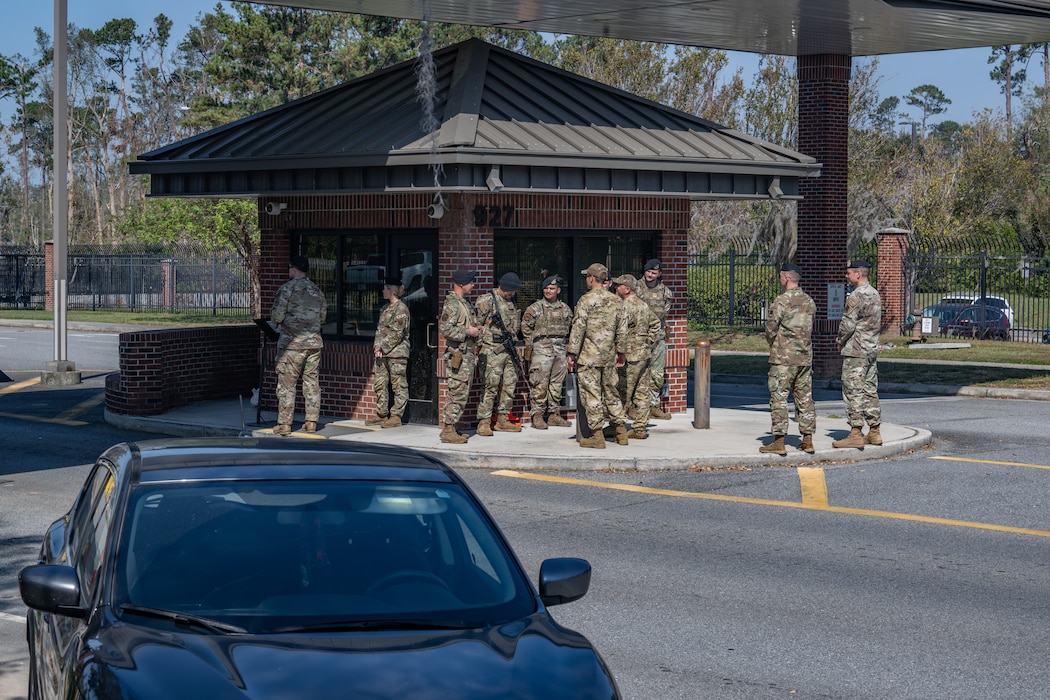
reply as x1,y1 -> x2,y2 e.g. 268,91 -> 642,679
113,479 -> 534,633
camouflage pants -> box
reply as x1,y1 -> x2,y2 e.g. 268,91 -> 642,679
373,357 -> 408,418
442,350 -> 476,426
528,348 -> 567,415
618,358 -> 652,430
767,363 -> 816,436
275,347 -> 321,425
578,365 -> 625,433
477,350 -> 520,420
841,356 -> 881,427
647,337 -> 667,407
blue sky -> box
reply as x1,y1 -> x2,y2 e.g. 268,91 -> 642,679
0,0 -> 1020,129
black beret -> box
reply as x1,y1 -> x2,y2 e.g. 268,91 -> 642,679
846,260 -> 871,269
289,255 -> 309,273
780,263 -> 802,275
644,258 -> 662,271
499,272 -> 522,292
384,273 -> 403,286
541,275 -> 561,288
451,270 -> 476,285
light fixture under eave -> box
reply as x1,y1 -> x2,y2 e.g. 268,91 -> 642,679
768,177 -> 784,200
486,165 -> 504,192
264,202 -> 288,216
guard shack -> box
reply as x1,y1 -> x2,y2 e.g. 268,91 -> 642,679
115,39 -> 819,427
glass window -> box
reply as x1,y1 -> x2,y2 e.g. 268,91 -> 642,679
71,465 -> 117,598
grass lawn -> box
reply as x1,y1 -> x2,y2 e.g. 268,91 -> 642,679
0,309 -> 252,326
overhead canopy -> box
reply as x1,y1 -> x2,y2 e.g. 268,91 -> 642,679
256,0 -> 1050,56
131,39 -> 819,200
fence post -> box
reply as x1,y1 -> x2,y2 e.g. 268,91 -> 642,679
692,340 -> 710,429
728,249 -> 736,326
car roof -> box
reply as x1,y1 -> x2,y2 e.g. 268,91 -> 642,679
102,438 -> 457,485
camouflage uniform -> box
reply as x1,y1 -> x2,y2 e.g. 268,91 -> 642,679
567,287 -> 628,434
439,290 -> 478,427
474,290 -> 522,422
521,296 -> 572,418
271,276 -> 327,427
766,286 -> 817,437
837,282 -> 882,428
373,297 -> 411,419
635,279 -> 673,407
617,293 -> 661,433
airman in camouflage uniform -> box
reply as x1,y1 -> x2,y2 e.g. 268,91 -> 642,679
521,275 -> 573,430
271,255 -> 327,435
567,263 -> 629,449
438,270 -> 481,444
369,275 -> 410,429
760,263 -> 817,455
612,274 -> 661,439
474,272 -> 524,436
834,259 -> 883,449
635,258 -> 673,419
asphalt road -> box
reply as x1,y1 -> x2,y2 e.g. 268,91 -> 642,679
3,328 -> 1050,698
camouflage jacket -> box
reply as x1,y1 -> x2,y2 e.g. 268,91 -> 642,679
521,298 -> 572,353
838,282 -> 882,358
766,287 -> 815,366
635,280 -> 672,327
271,276 -> 326,351
567,287 -> 627,368
439,291 -> 477,352
619,294 -> 661,363
474,290 -> 521,354
374,298 -> 410,359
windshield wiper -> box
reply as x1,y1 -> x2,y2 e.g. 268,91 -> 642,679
119,604 -> 247,634
269,618 -> 476,634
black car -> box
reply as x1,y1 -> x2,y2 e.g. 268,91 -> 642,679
944,305 -> 1011,340
19,438 -> 619,699
920,303 -> 971,333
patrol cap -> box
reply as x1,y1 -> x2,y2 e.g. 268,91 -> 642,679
451,269 -> 476,285
541,275 -> 562,288
611,273 -> 637,289
499,271 -> 522,292
846,260 -> 871,269
581,263 -> 609,282
289,255 -> 309,273
780,263 -> 802,275
643,258 -> 661,271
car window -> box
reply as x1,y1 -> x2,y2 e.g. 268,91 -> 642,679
115,480 -> 533,632
69,464 -> 117,599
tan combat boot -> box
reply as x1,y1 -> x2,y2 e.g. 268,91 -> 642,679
579,434 -> 606,449
440,424 -> 468,444
832,427 -> 866,448
494,416 -> 522,432
865,425 -> 883,446
273,423 -> 291,436
627,429 -> 648,439
380,416 -> 402,428
650,406 -> 671,420
614,424 -> 629,445
798,434 -> 815,454
546,413 -> 572,428
531,413 -> 548,430
759,436 -> 787,455
476,420 -> 493,437
365,414 -> 385,426
301,421 -> 318,433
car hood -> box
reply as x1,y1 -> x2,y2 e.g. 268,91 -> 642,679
83,614 -> 618,699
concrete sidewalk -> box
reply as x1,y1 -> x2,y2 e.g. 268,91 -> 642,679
105,397 -> 932,471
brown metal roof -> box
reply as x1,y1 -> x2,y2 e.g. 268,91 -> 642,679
131,39 -> 819,199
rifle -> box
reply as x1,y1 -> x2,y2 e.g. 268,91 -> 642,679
488,291 -> 525,378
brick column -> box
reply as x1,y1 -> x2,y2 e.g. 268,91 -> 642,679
877,228 -> 910,335
796,55 -> 851,378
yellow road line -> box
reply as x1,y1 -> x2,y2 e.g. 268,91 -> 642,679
797,467 -> 829,507
930,455 -> 1050,470
55,392 -> 106,421
0,377 -> 40,395
491,470 -> 1050,539
0,411 -> 87,426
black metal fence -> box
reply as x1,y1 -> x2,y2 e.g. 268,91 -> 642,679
0,246 -> 253,316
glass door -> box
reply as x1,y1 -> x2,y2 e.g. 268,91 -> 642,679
393,234 -> 439,424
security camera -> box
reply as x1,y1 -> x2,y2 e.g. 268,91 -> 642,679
427,201 -> 444,219
264,202 -> 287,216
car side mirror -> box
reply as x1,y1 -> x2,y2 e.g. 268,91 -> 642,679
19,564 -> 88,619
538,557 -> 591,606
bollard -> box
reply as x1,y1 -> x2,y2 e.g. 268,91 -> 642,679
693,340 -> 710,429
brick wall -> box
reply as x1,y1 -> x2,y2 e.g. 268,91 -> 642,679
106,326 -> 258,416
877,228 -> 910,334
